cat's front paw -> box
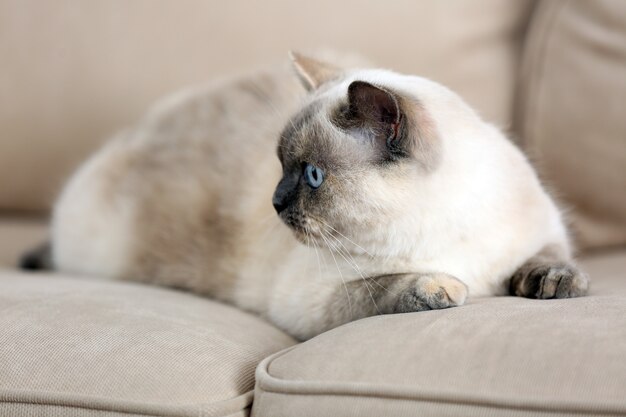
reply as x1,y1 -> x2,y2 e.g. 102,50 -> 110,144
394,273 -> 468,314
512,263 -> 589,299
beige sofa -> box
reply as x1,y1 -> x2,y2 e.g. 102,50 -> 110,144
1,1 -> 625,416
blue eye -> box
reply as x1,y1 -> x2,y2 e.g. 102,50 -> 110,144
304,164 -> 324,189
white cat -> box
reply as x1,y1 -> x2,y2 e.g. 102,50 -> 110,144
22,53 -> 588,340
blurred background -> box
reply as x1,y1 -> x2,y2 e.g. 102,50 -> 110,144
0,0 -> 624,261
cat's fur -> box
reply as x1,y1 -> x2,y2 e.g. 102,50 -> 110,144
26,53 -> 588,340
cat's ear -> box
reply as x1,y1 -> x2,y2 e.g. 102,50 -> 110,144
348,81 -> 400,125
347,81 -> 402,144
289,51 -> 341,92
346,80 -> 437,164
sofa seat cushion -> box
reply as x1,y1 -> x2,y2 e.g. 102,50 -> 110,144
0,271 -> 295,417
252,251 -> 626,417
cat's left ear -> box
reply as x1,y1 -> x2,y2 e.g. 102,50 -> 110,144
289,51 -> 341,92
348,81 -> 400,125
347,81 -> 403,149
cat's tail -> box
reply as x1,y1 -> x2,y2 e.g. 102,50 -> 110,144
19,241 -> 53,271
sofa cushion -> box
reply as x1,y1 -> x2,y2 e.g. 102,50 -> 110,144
252,251 -> 626,417
516,0 -> 626,250
0,271 -> 295,417
0,0 -> 534,212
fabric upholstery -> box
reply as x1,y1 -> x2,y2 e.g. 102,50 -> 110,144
2,2 -> 625,416
0,272 -> 295,417
252,250 -> 626,417
0,0 -> 534,211
516,0 -> 626,250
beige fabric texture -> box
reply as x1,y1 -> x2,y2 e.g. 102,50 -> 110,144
252,251 -> 626,417
0,272 -> 295,417
0,0 -> 534,211
516,0 -> 626,250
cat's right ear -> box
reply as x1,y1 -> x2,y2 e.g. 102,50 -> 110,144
289,51 -> 341,92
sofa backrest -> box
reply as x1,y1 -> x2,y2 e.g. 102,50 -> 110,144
6,1 -> 623,252
516,0 -> 626,251
0,0 -> 533,212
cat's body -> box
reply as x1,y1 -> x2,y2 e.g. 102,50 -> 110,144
34,55 -> 588,340
52,68 -> 303,307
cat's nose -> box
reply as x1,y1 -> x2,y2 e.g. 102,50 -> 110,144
272,199 -> 287,214
273,175 -> 298,214
272,187 -> 295,214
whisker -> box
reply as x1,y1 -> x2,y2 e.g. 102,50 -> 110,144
256,215 -> 281,244
255,212 -> 279,228
311,235 -> 324,282
316,218 -> 375,258
303,232 -> 315,279
323,229 -> 398,298
318,231 -> 353,318
320,229 -> 381,315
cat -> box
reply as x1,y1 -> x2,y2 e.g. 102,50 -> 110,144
22,52 -> 589,340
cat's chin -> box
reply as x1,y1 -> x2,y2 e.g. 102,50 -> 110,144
289,226 -> 314,244
284,223 -> 324,247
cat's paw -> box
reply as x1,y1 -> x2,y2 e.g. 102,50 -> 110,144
394,273 -> 467,313
512,263 -> 589,299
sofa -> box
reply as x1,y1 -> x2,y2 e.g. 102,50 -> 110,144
1,1 -> 625,416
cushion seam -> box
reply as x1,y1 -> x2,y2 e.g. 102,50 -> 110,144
256,390 -> 626,417
257,347 -> 626,416
0,400 -> 163,417
0,388 -> 254,417
0,401 -> 252,417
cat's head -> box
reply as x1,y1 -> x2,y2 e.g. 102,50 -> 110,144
272,52 -> 476,257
